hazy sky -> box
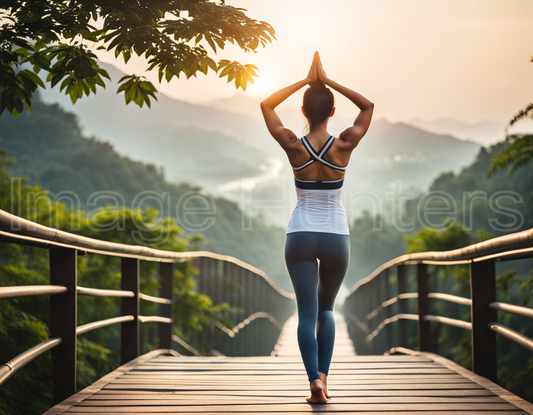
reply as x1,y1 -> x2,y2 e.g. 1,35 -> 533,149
96,0 -> 532,123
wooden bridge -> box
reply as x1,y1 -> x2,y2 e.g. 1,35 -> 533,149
43,313 -> 532,414
1,209 -> 533,414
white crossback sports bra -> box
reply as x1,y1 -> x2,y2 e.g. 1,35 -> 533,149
286,136 -> 349,235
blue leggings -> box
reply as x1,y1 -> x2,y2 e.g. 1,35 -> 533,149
284,231 -> 350,383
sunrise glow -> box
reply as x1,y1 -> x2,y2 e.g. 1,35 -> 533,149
248,74 -> 272,98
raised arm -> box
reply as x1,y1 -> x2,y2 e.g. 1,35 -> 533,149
317,56 -> 374,149
260,53 -> 318,149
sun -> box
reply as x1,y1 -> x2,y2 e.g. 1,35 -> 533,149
248,74 -> 272,97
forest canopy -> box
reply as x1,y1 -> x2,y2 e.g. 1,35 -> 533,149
0,0 -> 275,116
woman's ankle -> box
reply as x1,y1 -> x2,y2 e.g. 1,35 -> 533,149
309,377 -> 322,387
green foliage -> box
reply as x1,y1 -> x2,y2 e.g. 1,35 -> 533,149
0,95 -> 289,288
217,60 -> 258,90
404,222 -> 533,403
405,219 -> 475,254
0,302 -> 53,415
46,45 -> 111,104
0,157 -> 56,413
486,134 -> 533,177
402,143 -> 533,234
0,0 -> 275,116
346,211 -> 405,288
117,75 -> 158,108
0,146 -> 229,412
487,56 -> 532,177
173,261 -> 232,352
509,102 -> 533,128
76,338 -> 113,391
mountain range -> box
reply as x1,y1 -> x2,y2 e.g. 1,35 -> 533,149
409,117 -> 506,145
39,62 -> 483,226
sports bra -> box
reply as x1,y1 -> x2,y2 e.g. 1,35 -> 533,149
286,136 -> 349,235
292,136 -> 346,173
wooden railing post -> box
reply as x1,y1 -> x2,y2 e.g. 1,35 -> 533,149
49,248 -> 77,403
383,269 -> 392,351
397,265 -> 407,348
371,275 -> 379,351
470,261 -> 497,381
417,263 -> 431,352
159,262 -> 174,349
121,258 -> 140,364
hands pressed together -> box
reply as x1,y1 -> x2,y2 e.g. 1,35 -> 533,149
306,51 -> 329,85
261,50 -> 373,149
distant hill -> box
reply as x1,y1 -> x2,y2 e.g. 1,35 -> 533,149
4,85 -> 528,298
350,119 -> 480,190
343,139 -> 533,289
39,63 -> 482,226
409,117 -> 506,145
210,94 -> 263,120
0,97 -> 291,291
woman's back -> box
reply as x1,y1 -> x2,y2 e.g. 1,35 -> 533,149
289,134 -> 352,182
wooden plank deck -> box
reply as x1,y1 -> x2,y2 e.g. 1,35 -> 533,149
45,312 -> 533,414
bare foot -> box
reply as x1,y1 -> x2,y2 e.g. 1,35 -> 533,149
319,372 -> 331,399
306,379 -> 328,404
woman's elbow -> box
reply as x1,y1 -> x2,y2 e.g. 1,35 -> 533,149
260,100 -> 270,115
260,99 -> 272,109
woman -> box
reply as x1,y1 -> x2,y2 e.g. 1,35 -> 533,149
260,52 -> 374,404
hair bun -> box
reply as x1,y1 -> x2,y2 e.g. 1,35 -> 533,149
302,80 -> 334,132
310,80 -> 326,91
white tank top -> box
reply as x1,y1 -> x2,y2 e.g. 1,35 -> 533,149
286,178 -> 349,235
286,136 -> 350,235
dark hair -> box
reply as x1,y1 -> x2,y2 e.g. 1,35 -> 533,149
302,81 -> 334,132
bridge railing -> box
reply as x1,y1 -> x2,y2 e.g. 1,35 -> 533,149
0,208 -> 295,404
191,256 -> 295,356
342,227 -> 533,382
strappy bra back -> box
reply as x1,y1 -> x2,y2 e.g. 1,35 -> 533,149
292,136 -> 346,190
292,136 -> 346,173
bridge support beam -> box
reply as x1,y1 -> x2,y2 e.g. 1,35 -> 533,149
417,263 -> 431,352
383,269 -> 392,351
470,260 -> 497,382
159,262 -> 174,349
397,265 -> 408,348
121,258 -> 140,364
50,248 -> 77,403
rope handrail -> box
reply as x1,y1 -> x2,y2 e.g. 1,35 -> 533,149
138,316 -> 172,324
488,322 -> 533,352
76,316 -> 135,336
427,292 -> 472,306
77,287 -> 174,304
366,314 -> 419,342
0,337 -> 62,386
214,311 -> 283,338
489,302 -> 533,319
0,209 -> 294,299
346,226 -> 533,297
77,286 -> 134,298
367,293 -> 419,320
172,334 -> 201,356
0,285 -> 67,300
139,292 -> 172,305
423,315 -> 472,331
